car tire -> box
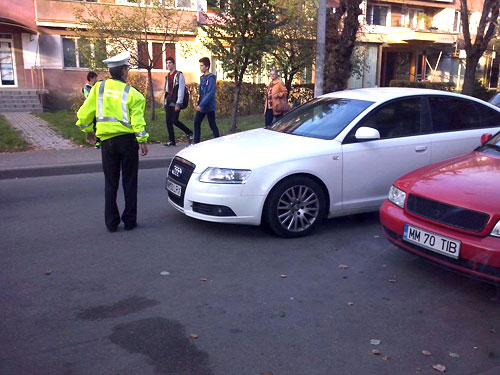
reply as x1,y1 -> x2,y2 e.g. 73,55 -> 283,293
263,176 -> 327,238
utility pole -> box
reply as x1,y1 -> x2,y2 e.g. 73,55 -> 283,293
314,0 -> 326,97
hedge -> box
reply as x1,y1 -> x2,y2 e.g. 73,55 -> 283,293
389,80 -> 455,91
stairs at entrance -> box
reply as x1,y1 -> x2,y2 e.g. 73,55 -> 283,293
0,89 -> 43,113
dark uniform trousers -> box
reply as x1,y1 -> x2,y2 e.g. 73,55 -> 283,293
101,133 -> 139,230
165,103 -> 192,143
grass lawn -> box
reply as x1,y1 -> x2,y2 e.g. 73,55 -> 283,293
0,114 -> 30,152
38,109 -> 264,146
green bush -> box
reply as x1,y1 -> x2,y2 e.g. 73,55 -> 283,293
467,80 -> 491,101
389,80 -> 455,91
186,82 -> 267,117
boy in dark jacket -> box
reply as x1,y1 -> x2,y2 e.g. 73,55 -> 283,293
193,57 -> 219,144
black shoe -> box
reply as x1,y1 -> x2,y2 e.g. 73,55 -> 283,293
124,222 -> 137,231
107,225 -> 118,233
162,141 -> 176,147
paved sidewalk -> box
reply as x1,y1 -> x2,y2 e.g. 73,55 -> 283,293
0,142 -> 184,180
2,112 -> 77,150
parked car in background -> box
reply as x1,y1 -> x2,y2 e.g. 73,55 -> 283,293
380,131 -> 500,283
166,88 -> 500,237
490,92 -> 500,108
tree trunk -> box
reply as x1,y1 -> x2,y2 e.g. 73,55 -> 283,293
462,54 -> 481,96
285,76 -> 292,100
324,0 -> 362,93
147,69 -> 156,120
230,80 -> 242,133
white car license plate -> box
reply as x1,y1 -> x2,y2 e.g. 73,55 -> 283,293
167,180 -> 182,197
403,224 -> 460,259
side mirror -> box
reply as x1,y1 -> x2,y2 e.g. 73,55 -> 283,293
355,126 -> 380,141
480,133 -> 492,144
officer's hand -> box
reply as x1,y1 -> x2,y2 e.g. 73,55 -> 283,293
86,132 -> 96,145
175,106 -> 180,112
196,106 -> 201,112
139,143 -> 148,156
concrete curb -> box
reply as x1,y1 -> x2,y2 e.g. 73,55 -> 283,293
0,157 -> 172,180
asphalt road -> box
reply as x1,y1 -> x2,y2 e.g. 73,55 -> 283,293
1,169 -> 499,375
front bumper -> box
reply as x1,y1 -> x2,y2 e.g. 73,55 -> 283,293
167,172 -> 265,226
380,200 -> 500,283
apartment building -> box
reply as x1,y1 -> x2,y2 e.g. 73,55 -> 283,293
0,0 -> 211,108
349,0 -> 499,90
0,0 -> 497,110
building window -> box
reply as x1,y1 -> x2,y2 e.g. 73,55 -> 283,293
401,7 -> 425,29
137,41 -> 176,70
366,4 -> 390,26
62,37 -> 107,69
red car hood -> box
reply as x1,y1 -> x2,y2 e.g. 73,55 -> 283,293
397,152 -> 500,214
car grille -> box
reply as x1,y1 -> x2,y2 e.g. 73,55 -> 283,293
406,194 -> 490,233
166,156 -> 195,207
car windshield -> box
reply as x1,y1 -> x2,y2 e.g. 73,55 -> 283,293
478,132 -> 500,155
268,97 -> 374,140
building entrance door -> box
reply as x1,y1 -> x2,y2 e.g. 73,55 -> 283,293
0,35 -> 16,87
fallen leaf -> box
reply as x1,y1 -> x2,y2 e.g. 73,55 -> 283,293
374,235 -> 380,238
473,346 -> 478,349
422,350 -> 432,356
347,302 -> 354,306
333,247 -> 339,251
372,349 -> 381,355
490,329 -> 496,334
432,364 -> 447,372
370,339 -> 381,345
388,279 -> 397,283
200,278 -> 208,282
189,334 -> 199,339
448,352 -> 460,358
44,270 -> 52,275
416,368 -> 422,372
382,356 -> 391,361
160,271 -> 170,276
280,274 -> 287,278
260,372 -> 273,375
338,264 -> 350,270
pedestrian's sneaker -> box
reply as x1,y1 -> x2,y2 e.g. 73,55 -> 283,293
188,134 -> 194,145
162,141 -> 176,147
95,141 -> 101,149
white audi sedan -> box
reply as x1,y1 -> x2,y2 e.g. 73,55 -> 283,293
165,88 -> 500,237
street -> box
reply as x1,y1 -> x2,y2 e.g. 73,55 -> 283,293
1,168 -> 499,375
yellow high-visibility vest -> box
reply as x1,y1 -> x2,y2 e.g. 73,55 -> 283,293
76,79 -> 149,143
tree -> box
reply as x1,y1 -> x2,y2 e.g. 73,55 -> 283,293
201,0 -> 278,132
460,0 -> 500,95
270,0 -> 317,96
324,0 -> 362,93
74,0 -> 194,119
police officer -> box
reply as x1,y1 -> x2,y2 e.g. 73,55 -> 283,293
75,51 -> 149,232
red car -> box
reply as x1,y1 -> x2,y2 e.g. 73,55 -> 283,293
380,132 -> 500,283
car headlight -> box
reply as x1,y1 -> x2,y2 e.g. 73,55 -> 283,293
491,220 -> 500,237
199,167 -> 251,184
388,185 -> 406,208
